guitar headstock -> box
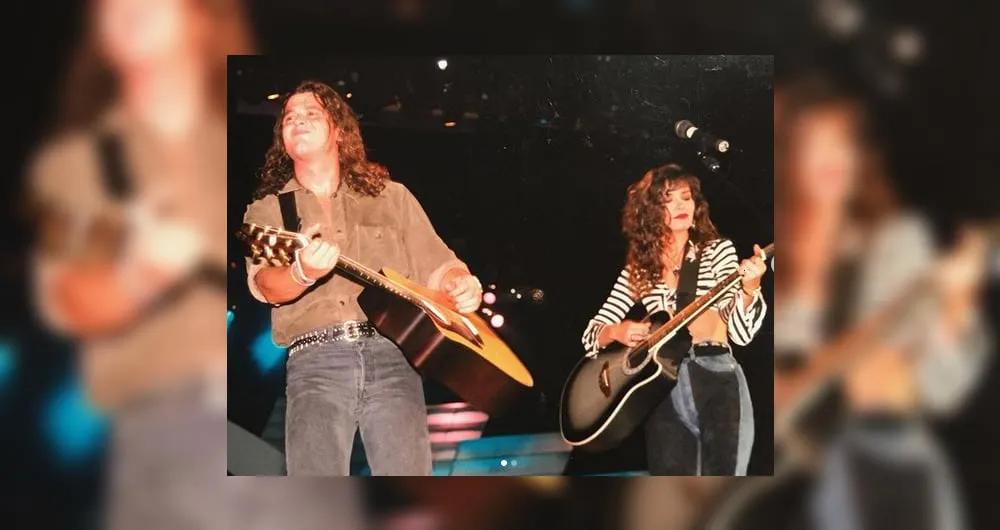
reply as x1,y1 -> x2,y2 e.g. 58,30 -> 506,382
236,223 -> 310,267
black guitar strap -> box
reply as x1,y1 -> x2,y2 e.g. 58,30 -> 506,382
98,132 -> 133,199
277,190 -> 301,232
675,242 -> 702,311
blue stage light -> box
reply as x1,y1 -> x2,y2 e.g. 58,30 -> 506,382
251,329 -> 286,374
42,376 -> 109,467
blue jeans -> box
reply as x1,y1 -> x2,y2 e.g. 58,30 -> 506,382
284,333 -> 431,476
809,415 -> 964,530
645,342 -> 755,475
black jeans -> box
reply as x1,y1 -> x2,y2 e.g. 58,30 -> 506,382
645,343 -> 754,475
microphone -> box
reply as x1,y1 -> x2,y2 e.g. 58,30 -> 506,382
675,120 -> 731,154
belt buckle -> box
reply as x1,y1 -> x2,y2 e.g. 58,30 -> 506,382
342,321 -> 362,342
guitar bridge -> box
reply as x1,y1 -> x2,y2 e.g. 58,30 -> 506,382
599,362 -> 612,398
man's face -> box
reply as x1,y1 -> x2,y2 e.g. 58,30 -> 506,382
281,92 -> 338,160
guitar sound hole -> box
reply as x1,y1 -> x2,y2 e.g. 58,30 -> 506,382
625,351 -> 645,371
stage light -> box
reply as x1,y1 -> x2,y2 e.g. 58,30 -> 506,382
0,339 -> 15,391
251,329 -> 286,374
531,289 -> 545,303
346,92 -> 353,99
891,28 -> 924,64
437,58 -> 448,70
42,376 -> 109,466
267,93 -> 280,100
444,121 -> 456,127
483,292 -> 497,305
490,314 -> 505,328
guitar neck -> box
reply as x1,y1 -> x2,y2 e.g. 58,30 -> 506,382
647,242 -> 774,345
333,254 -> 421,305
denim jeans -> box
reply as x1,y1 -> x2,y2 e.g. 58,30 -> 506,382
809,415 -> 964,530
284,332 -> 432,476
645,342 -> 755,475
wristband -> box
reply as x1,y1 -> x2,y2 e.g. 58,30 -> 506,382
290,250 -> 316,286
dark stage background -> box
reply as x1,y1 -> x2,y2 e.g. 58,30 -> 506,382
226,55 -> 775,475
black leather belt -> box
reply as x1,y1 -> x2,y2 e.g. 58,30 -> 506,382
287,320 -> 377,357
690,341 -> 732,357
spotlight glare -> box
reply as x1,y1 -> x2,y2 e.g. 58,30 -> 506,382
266,93 -> 280,100
483,292 -> 497,305
490,314 -> 505,328
437,59 -> 448,70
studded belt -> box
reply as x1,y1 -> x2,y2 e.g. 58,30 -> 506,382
287,320 -> 377,357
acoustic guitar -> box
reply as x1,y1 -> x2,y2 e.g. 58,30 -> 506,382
560,243 -> 774,452
236,222 -> 534,416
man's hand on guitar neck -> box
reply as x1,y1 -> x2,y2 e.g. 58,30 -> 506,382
253,224 -> 339,305
297,223 -> 340,281
43,201 -> 206,338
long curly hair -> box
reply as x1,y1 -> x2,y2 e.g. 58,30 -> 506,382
622,163 -> 721,297
254,80 -> 390,200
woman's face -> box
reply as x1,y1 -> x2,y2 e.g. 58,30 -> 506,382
97,0 -> 207,72
789,106 -> 861,206
663,181 -> 696,232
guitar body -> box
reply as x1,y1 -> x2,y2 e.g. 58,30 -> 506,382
359,267 -> 534,416
560,312 -> 690,452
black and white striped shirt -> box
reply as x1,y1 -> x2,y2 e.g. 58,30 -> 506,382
582,238 -> 767,355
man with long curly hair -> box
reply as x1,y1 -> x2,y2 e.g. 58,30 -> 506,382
242,80 -> 483,476
581,163 -> 769,475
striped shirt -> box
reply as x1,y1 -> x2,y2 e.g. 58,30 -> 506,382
582,238 -> 767,355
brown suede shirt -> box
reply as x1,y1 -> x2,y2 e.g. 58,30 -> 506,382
243,179 -> 466,346
29,108 -> 228,410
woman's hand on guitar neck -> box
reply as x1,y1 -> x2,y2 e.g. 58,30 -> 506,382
298,223 -> 340,281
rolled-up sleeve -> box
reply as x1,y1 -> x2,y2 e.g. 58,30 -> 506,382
396,184 -> 467,288
242,195 -> 283,304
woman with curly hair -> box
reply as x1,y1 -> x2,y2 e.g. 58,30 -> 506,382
581,163 -> 768,475
242,80 -> 484,476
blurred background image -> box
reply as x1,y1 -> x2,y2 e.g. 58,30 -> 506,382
6,1 -> 997,530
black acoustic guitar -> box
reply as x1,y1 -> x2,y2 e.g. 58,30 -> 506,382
560,243 -> 774,452
237,223 -> 534,416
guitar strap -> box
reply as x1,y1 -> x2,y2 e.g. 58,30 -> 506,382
277,190 -> 301,232
94,132 -> 225,338
97,132 -> 133,199
675,242 -> 702,312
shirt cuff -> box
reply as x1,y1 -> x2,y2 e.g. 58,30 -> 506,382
246,261 -> 271,304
